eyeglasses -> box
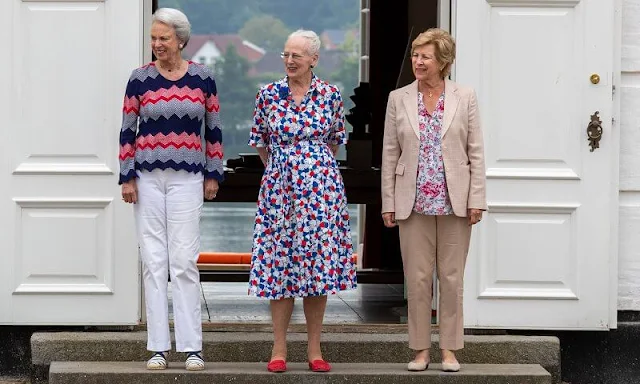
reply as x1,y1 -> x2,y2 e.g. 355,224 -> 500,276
280,52 -> 305,60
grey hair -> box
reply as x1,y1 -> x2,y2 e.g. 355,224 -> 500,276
152,8 -> 191,49
287,29 -> 321,56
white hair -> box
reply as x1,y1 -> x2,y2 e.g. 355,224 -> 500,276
287,29 -> 321,56
152,8 -> 191,49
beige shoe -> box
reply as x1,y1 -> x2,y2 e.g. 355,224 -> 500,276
407,360 -> 429,371
441,361 -> 460,372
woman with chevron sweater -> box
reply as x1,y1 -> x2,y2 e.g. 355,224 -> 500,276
118,8 -> 223,372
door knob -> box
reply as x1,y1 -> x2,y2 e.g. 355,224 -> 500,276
587,111 -> 603,152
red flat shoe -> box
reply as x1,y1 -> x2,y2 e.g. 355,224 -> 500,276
309,359 -> 332,372
267,359 -> 287,373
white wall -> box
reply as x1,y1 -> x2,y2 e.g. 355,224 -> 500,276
619,0 -> 640,310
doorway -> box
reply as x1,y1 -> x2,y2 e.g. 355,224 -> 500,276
146,0 -> 442,326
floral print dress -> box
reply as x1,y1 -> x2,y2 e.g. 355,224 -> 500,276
413,91 -> 454,215
247,75 -> 357,299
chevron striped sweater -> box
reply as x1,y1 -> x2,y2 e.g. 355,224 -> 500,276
118,61 -> 224,184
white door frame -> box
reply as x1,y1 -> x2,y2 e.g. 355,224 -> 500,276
140,0 -> 153,324
610,0 -> 622,329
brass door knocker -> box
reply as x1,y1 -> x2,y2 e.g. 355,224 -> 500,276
587,111 -> 603,152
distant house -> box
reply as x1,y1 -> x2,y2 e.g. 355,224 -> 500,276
183,34 -> 265,68
320,29 -> 359,51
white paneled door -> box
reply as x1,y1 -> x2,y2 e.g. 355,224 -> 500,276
0,0 -> 144,324
455,0 -> 618,329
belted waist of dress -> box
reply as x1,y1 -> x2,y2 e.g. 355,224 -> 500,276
268,140 -> 329,227
269,139 -> 328,152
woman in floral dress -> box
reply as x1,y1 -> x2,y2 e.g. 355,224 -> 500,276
248,29 -> 357,373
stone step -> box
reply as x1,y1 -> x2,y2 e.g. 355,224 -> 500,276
48,361 -> 552,384
0,378 -> 29,384
31,331 -> 560,383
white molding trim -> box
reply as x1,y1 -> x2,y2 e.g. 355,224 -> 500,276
13,163 -> 113,175
480,202 -> 580,301
478,287 -> 578,300
13,198 -> 113,208
13,283 -> 112,295
13,155 -> 113,175
438,0 -> 451,31
486,168 -> 580,180
22,0 -> 105,2
486,0 -> 580,7
359,0 -> 370,83
488,202 -> 581,212
12,198 -> 115,296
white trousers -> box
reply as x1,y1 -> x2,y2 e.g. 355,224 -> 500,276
134,169 -> 203,352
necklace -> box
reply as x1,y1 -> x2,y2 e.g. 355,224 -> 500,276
423,81 -> 444,98
159,60 -> 182,72
426,87 -> 440,98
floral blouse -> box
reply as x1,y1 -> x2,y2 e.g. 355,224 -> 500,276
413,91 -> 454,215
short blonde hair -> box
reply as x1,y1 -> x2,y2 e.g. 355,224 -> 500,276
411,28 -> 456,78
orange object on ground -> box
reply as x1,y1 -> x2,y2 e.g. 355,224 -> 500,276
197,252 -> 245,264
197,252 -> 357,265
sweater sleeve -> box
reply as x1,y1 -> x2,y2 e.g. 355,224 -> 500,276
118,71 -> 140,185
203,66 -> 224,181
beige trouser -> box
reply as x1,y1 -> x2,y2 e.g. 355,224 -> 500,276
398,212 -> 471,351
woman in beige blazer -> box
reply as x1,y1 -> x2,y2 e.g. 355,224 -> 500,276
381,28 -> 487,372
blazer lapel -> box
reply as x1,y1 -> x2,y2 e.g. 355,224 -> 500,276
402,81 -> 420,138
442,79 -> 459,139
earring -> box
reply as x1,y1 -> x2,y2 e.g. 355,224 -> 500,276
179,44 -> 183,49
310,64 -> 315,68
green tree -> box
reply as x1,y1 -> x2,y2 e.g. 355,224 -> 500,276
254,0 -> 359,33
160,0 -> 261,34
157,0 -> 182,9
213,45 -> 259,158
331,57 -> 358,109
239,15 -> 291,52
253,72 -> 284,86
158,0 -> 359,35
330,35 -> 360,112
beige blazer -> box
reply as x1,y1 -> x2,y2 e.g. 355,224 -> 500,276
381,79 -> 487,220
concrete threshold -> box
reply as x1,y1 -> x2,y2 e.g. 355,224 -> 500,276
49,361 -> 552,384
0,378 -> 29,384
32,332 -> 561,383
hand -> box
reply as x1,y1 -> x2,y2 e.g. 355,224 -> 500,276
204,178 -> 219,200
382,212 -> 397,228
121,179 -> 138,204
468,208 -> 483,226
